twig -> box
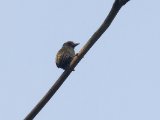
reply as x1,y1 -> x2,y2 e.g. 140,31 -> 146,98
24,0 -> 130,119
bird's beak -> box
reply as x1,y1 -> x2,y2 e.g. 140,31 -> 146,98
74,43 -> 79,47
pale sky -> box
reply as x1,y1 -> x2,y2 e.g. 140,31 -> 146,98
0,0 -> 160,120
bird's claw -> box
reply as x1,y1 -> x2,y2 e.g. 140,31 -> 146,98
75,53 -> 79,57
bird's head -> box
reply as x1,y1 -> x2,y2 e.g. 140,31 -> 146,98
63,41 -> 79,48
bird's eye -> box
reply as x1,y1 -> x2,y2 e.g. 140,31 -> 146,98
68,42 -> 73,46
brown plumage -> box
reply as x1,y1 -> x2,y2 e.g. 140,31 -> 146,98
56,41 -> 79,70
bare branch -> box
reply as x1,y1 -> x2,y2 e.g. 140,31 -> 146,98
24,0 -> 130,119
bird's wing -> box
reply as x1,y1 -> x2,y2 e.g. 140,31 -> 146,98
60,51 -> 72,66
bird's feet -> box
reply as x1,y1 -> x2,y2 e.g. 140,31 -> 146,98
75,53 -> 79,57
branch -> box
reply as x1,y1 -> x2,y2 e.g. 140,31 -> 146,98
24,0 -> 130,119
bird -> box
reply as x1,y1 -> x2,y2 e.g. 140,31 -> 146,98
56,41 -> 79,70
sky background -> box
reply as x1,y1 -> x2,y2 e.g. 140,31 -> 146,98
0,0 -> 160,120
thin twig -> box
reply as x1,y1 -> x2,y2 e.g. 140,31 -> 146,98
24,0 -> 130,119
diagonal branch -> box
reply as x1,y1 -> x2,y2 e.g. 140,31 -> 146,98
24,0 -> 130,119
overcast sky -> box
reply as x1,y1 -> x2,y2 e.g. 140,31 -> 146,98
0,0 -> 160,120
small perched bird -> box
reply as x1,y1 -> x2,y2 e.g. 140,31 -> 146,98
56,41 -> 79,70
